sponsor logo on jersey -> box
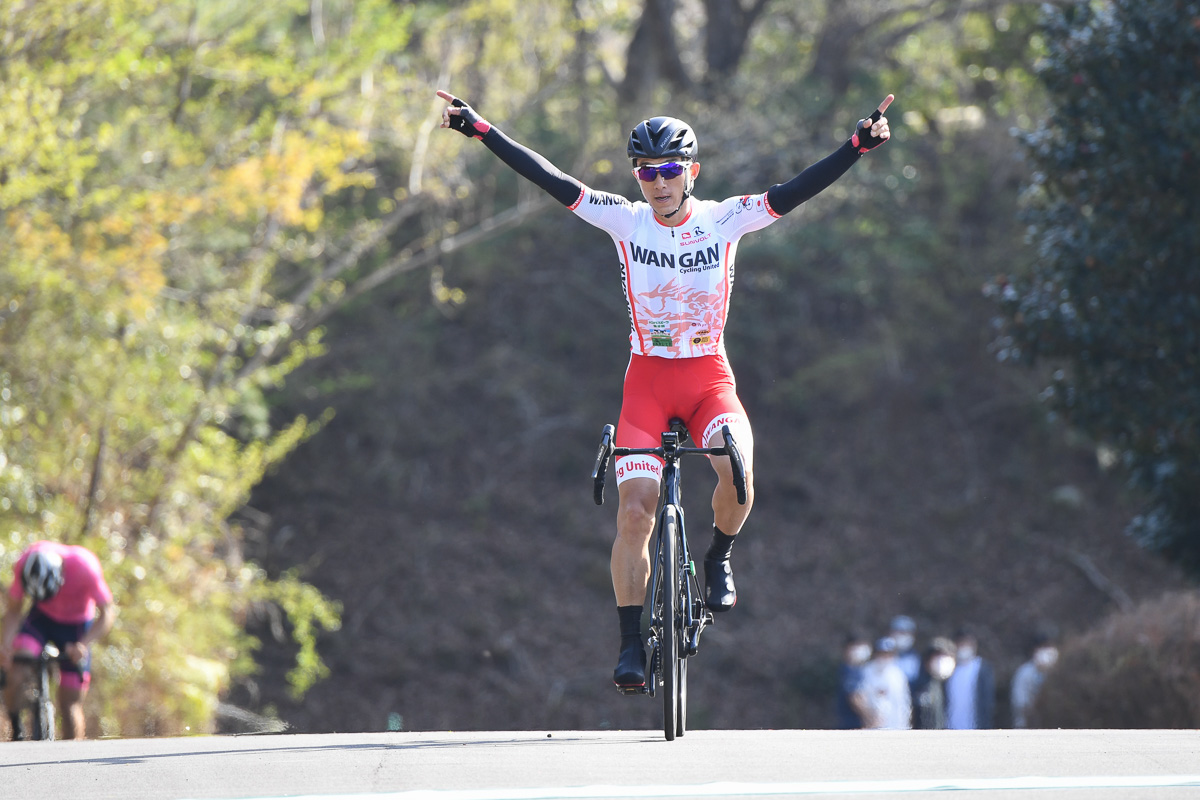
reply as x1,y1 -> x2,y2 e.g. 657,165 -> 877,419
679,227 -> 711,246
691,332 -> 712,345
679,244 -> 721,273
630,243 -> 675,270
588,192 -> 628,207
649,320 -> 673,347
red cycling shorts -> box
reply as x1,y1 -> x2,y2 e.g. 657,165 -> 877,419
614,353 -> 754,485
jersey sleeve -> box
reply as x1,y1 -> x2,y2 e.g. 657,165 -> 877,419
711,192 -> 783,240
79,549 -> 113,605
570,185 -> 638,239
7,554 -> 25,602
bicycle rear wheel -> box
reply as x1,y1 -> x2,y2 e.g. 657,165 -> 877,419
659,506 -> 680,741
677,656 -> 687,737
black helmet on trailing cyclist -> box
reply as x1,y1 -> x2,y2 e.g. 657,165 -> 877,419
627,116 -> 698,165
22,549 -> 65,604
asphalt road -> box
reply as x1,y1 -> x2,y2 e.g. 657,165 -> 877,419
2,729 -> 1199,800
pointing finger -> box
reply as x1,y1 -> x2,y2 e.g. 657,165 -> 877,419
870,94 -> 895,122
436,89 -> 455,103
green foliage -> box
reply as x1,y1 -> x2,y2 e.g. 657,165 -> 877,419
0,0 -> 444,733
990,0 -> 1200,569
1,0 -> 600,735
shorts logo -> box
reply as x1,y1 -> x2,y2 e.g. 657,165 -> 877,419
616,457 -> 663,481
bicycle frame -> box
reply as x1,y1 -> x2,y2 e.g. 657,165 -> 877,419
649,430 -> 708,660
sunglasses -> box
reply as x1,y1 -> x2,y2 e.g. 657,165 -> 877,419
634,162 -> 688,182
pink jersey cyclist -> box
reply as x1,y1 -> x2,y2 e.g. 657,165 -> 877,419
8,541 -> 113,626
3,540 -> 117,740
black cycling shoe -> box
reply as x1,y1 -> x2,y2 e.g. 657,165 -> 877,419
704,557 -> 737,611
613,639 -> 647,690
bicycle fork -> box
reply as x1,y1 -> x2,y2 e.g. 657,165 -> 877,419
675,505 -> 713,657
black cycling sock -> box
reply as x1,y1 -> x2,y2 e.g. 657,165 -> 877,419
617,605 -> 644,643
706,526 -> 737,562
9,711 -> 21,739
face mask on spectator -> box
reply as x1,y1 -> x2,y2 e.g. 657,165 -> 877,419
957,644 -> 976,661
893,633 -> 915,651
848,644 -> 871,665
930,654 -> 956,680
1033,646 -> 1059,669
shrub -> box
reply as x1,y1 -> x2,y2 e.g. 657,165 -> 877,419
1034,591 -> 1200,728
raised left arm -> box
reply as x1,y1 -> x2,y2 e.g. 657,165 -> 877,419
766,94 -> 893,216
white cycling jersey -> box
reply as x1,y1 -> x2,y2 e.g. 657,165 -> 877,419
569,187 -> 786,359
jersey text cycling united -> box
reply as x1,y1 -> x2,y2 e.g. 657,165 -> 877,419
569,188 -> 786,359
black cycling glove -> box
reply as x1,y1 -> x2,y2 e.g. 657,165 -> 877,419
446,97 -> 492,141
850,107 -> 888,154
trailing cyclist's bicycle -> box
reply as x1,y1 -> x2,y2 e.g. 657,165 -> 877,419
4,642 -> 62,741
592,418 -> 747,741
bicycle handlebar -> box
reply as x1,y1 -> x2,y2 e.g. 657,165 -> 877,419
591,424 -> 616,505
721,426 -> 748,505
592,423 -> 747,506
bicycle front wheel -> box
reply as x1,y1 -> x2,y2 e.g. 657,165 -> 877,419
32,691 -> 55,741
659,506 -> 680,741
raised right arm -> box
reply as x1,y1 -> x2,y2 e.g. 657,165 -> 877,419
437,90 -> 583,208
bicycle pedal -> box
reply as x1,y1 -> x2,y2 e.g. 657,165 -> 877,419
616,684 -> 649,696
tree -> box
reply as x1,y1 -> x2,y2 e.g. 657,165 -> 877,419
989,0 -> 1200,568
0,0 -> 600,735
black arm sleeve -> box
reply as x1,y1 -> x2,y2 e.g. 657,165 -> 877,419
480,128 -> 585,208
765,141 -> 861,217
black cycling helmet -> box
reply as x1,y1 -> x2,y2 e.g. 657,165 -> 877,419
627,116 -> 698,165
22,549 -> 65,604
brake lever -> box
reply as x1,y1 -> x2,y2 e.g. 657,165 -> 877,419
592,424 -> 615,505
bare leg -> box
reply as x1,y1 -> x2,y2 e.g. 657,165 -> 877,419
58,683 -> 86,740
707,428 -> 754,536
611,477 -> 659,605
705,429 -> 754,610
3,661 -> 31,740
611,476 -> 659,687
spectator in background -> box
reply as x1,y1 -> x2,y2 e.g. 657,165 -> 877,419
945,626 -> 995,729
888,614 -> 921,687
1011,628 -> 1060,728
851,636 -> 912,730
836,631 -> 872,729
912,636 -> 957,729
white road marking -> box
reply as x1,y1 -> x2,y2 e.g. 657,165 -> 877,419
200,773 -> 1200,800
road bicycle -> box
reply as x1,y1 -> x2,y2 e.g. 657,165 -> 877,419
592,418 -> 747,741
6,643 -> 62,741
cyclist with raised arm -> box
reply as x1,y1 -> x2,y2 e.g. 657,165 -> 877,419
436,88 -> 892,690
2,541 -> 117,740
